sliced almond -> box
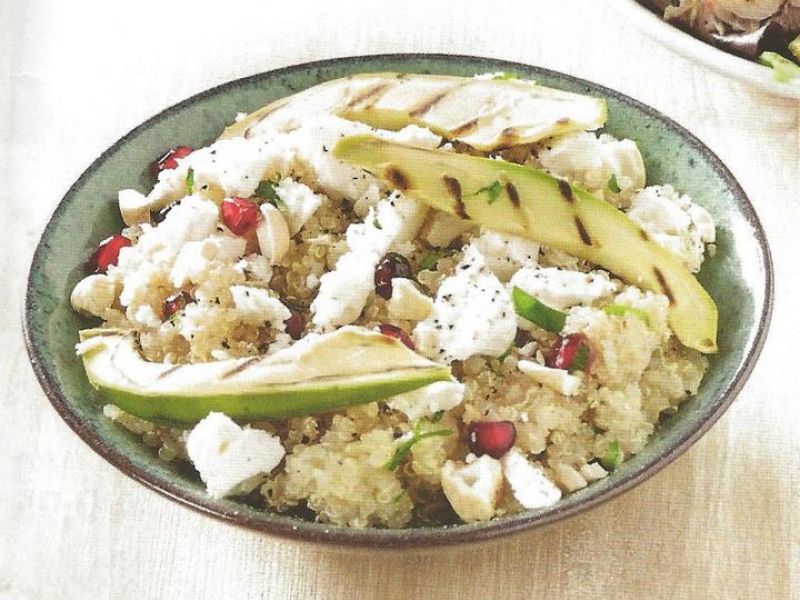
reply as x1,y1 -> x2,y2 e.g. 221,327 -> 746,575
256,204 -> 290,265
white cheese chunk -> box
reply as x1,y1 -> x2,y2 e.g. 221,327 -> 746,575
509,267 -> 619,311
186,412 -> 285,499
518,360 -> 582,396
274,177 -> 325,235
387,380 -> 465,421
475,229 -> 539,281
135,196 -> 220,260
501,449 -> 562,509
387,278 -> 434,321
311,194 -> 427,329
69,274 -> 119,317
626,185 -> 715,273
170,233 -> 247,287
441,455 -> 503,522
230,285 -> 291,327
413,244 -> 516,363
538,132 -> 645,204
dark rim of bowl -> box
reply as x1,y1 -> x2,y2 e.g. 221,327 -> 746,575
23,53 -> 774,549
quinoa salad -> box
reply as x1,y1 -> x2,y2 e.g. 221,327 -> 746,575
71,73 -> 718,528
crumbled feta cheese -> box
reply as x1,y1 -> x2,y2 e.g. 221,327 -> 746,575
170,233 -> 247,287
387,279 -> 434,321
610,286 -> 670,339
236,254 -> 273,284
69,274 -> 119,317
441,455 -> 503,522
312,194 -> 427,328
118,189 -> 150,226
626,185 -> 715,272
518,360 -> 582,396
579,462 -> 608,482
538,132 -> 645,204
510,267 -> 619,311
501,449 -> 562,509
551,463 -> 588,492
413,244 -> 516,362
274,178 -> 325,235
230,285 -> 291,327
186,412 -> 285,499
135,196 -> 220,260
387,380 -> 465,421
475,229 -> 539,281
131,305 -> 161,328
422,211 -> 476,247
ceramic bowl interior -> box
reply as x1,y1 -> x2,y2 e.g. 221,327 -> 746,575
24,54 -> 772,548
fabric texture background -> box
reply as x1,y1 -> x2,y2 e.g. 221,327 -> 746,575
1,0 -> 797,598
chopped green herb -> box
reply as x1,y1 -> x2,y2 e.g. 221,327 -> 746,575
419,248 -> 455,271
383,425 -> 453,471
430,410 -> 445,424
759,51 -> 800,83
492,72 -> 520,80
253,177 -> 288,212
602,303 -> 650,325
607,174 -> 621,194
512,286 -> 566,332
601,440 -> 622,470
373,217 -> 383,230
569,343 -> 590,373
473,180 -> 503,204
185,168 -> 194,195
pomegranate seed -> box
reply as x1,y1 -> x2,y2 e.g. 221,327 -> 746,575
284,310 -> 304,340
92,234 -> 131,273
379,324 -> 415,350
163,291 -> 192,320
374,252 -> 413,300
467,421 -> 516,459
153,146 -> 193,175
221,198 -> 261,236
547,333 -> 591,372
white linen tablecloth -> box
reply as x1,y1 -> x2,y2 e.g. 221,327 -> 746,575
1,0 -> 797,597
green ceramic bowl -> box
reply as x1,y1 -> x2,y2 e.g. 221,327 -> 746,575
24,55 -> 773,549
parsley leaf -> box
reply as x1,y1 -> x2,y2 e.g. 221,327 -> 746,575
373,217 -> 382,230
419,248 -> 455,271
601,440 -> 622,470
607,174 -> 621,194
185,168 -> 194,195
430,410 -> 445,424
474,180 -> 503,204
384,424 -> 453,471
253,175 -> 288,211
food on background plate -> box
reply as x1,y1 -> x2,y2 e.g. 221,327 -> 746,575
70,72 -> 717,528
640,0 -> 800,82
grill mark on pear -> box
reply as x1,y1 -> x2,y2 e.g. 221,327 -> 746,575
653,267 -> 675,305
346,83 -> 391,109
384,165 -> 410,191
442,175 -> 462,202
157,365 -> 184,380
575,216 -> 592,246
497,127 -> 520,148
409,87 -> 455,117
558,179 -> 575,203
640,229 -> 650,241
221,357 -> 261,379
505,182 -> 520,208
450,117 -> 479,137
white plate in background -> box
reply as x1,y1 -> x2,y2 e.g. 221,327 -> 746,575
617,0 -> 800,99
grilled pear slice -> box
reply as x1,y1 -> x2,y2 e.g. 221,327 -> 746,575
220,73 -> 607,151
333,135 -> 718,353
77,326 -> 452,423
